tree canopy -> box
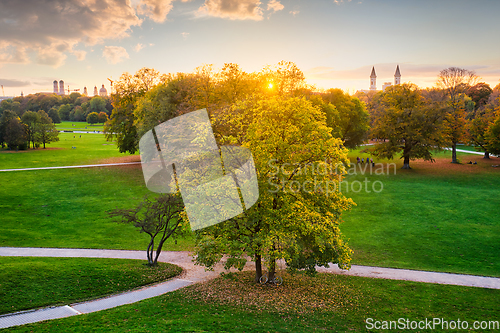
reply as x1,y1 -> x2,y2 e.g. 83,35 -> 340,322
370,83 -> 445,169
195,94 -> 353,282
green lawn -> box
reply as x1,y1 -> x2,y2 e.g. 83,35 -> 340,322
0,166 -> 193,251
1,137 -> 498,277
5,271 -> 499,332
0,132 -> 137,170
342,149 -> 500,277
456,144 -> 485,153
56,121 -> 105,132
0,257 -> 182,315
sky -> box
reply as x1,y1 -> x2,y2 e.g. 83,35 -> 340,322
1,0 -> 500,97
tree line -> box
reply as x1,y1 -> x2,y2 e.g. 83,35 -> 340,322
358,67 -> 500,168
0,92 -> 112,149
0,110 -> 59,150
0,93 -> 112,124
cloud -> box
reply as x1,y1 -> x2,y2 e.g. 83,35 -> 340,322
0,0 -> 141,66
333,0 -> 352,4
267,0 -> 283,12
0,78 -> 31,87
198,0 -> 263,20
72,50 -> 87,61
103,46 -> 129,64
289,10 -> 299,16
137,0 -> 174,23
0,44 -> 29,64
181,32 -> 190,39
134,43 -> 145,52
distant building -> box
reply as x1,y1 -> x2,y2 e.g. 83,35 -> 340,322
93,86 -> 98,96
83,87 -> 88,96
59,80 -> 65,95
53,80 -> 58,94
99,84 -> 107,97
370,67 -> 377,91
394,65 -> 401,85
359,65 -> 402,93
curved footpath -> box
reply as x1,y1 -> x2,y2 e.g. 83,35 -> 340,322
0,247 -> 499,329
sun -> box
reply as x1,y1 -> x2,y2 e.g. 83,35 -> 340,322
268,82 -> 273,89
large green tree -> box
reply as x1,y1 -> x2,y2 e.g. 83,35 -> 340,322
48,107 -> 61,124
195,95 -> 353,283
370,83 -> 445,169
0,110 -> 18,147
320,88 -> 370,148
21,111 -> 40,149
4,117 -> 27,150
105,68 -> 163,154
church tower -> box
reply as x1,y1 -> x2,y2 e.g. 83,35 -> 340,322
394,65 -> 401,85
370,67 -> 377,91
59,80 -> 65,95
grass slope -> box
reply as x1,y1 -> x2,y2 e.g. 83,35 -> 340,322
0,132 -> 138,170
0,165 -> 193,251
5,271 -> 499,332
342,150 -> 500,277
56,121 -> 104,132
0,257 -> 181,315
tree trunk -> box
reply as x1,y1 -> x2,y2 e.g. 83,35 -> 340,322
267,259 -> 276,282
147,238 -> 155,266
401,142 -> 411,169
402,155 -> 411,169
484,151 -> 490,159
451,142 -> 458,163
254,254 -> 262,283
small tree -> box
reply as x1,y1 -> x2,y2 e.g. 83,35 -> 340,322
97,111 -> 108,124
109,194 -> 186,266
86,112 -> 99,125
36,110 -> 59,148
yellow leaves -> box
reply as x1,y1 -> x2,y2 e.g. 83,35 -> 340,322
181,271 -> 361,314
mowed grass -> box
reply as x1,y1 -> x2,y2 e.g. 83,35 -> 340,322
0,257 -> 182,315
0,132 -> 138,170
5,271 -> 499,332
56,121 -> 104,132
342,149 -> 500,277
0,165 -> 193,251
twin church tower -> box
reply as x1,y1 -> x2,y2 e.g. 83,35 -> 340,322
370,65 -> 401,91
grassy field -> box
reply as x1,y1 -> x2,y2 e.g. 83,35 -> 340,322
342,149 -> 500,277
1,138 -> 499,276
56,121 -> 105,132
0,257 -> 181,315
0,132 -> 138,170
5,271 -> 499,332
0,165 -> 193,251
